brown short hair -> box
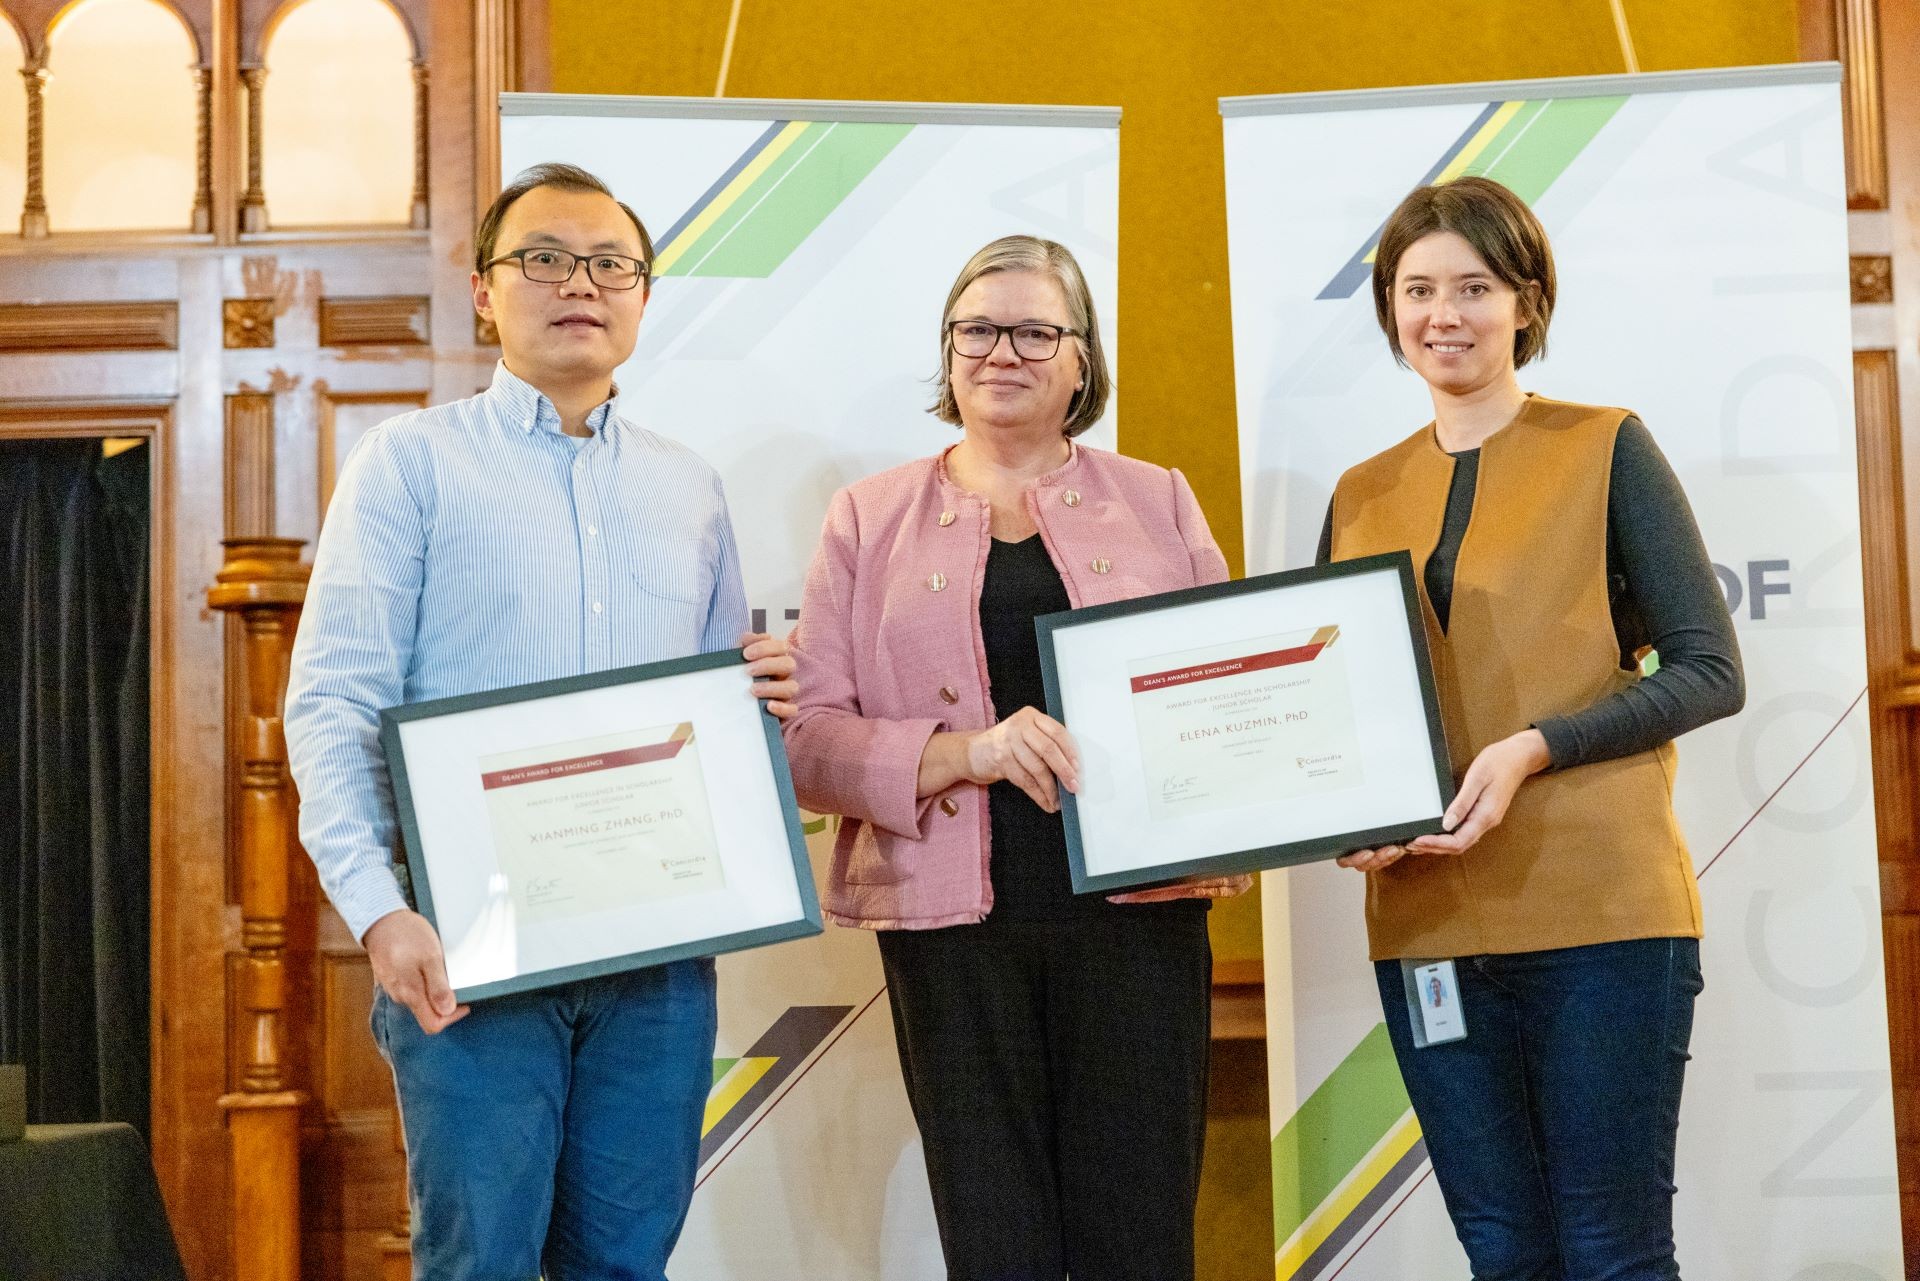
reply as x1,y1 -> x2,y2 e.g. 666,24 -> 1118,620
473,163 -> 655,275
930,235 -> 1112,439
1372,176 -> 1555,369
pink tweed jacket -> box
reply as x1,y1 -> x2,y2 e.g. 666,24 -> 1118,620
783,442 -> 1252,930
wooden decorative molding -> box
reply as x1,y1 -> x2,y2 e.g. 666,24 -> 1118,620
224,298 -> 276,349
1853,349 -> 1917,882
224,394 -> 276,538
317,390 -> 429,518
319,296 -> 431,347
1836,0 -> 1889,209
0,301 -> 179,352
1852,255 -> 1894,303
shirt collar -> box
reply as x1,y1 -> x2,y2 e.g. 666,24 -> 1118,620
485,360 -> 619,439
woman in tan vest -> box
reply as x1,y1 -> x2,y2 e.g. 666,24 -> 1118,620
1322,176 -> 1743,1279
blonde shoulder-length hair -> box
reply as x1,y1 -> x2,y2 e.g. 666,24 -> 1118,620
929,235 -> 1112,439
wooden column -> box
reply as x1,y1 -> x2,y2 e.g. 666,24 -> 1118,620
239,66 -> 268,233
208,537 -> 310,1281
411,60 -> 430,230
192,64 -> 214,234
20,60 -> 47,238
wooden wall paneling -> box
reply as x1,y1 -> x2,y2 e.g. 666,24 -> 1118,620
300,949 -> 407,1280
0,301 -> 179,352
431,0 -> 498,405
316,390 -> 429,524
1815,0 -> 1920,1265
1836,0 -> 1890,209
317,296 -> 430,347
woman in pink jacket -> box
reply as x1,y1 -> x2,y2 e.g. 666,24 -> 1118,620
783,235 -> 1246,1281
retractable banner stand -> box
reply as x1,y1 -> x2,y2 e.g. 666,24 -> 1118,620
501,95 -> 1119,1277
1220,65 -> 1901,1278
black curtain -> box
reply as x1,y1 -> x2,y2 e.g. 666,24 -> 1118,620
0,438 -> 151,1133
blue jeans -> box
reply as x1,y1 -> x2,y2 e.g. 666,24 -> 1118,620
1374,937 -> 1702,1281
371,959 -> 717,1281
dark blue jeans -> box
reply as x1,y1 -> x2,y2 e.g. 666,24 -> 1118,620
1374,937 -> 1702,1281
371,959 -> 717,1281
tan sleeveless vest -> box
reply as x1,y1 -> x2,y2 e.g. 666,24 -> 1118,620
1330,395 -> 1702,960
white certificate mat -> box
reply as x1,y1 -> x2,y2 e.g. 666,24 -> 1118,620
382,651 -> 820,1000
1038,553 -> 1452,893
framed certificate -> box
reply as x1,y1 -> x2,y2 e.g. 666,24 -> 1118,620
380,650 -> 821,1001
1036,551 -> 1454,893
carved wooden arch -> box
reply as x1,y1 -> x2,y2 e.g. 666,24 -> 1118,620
0,5 -> 31,62
244,0 -> 426,68
12,0 -> 210,67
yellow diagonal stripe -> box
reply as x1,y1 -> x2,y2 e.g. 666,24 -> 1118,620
1274,1110 -> 1423,1281
702,1055 -> 777,1136
653,121 -> 812,276
1435,99 -> 1525,184
1359,100 -> 1524,267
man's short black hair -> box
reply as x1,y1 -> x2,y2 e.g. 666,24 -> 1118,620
474,163 -> 655,275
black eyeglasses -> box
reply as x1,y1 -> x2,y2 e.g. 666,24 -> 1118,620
946,320 -> 1078,361
484,247 -> 650,290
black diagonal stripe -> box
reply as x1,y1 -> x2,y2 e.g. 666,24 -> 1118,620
1315,100 -> 1503,300
697,1004 -> 853,1166
655,120 -> 790,256
1293,1136 -> 1430,1281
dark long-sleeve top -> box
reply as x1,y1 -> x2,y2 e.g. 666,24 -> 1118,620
1316,416 -> 1744,769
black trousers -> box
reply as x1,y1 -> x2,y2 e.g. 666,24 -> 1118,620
876,907 -> 1213,1281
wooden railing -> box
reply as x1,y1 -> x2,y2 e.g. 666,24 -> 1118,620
207,537 -> 309,1281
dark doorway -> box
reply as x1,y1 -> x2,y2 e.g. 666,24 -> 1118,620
0,437 -> 152,1132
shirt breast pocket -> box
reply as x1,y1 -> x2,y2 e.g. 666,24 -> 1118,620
629,540 -> 714,605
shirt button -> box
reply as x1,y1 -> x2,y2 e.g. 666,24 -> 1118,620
927,573 -> 947,592
939,797 -> 959,817
587,525 -> 597,537
938,511 -> 955,527
1062,490 -> 1081,507
939,686 -> 958,704
592,601 -> 603,614
1091,558 -> 1111,574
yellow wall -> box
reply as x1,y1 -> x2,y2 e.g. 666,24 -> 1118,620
548,0 -> 1799,961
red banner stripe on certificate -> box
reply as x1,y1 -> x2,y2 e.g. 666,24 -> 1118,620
1130,642 -> 1328,694
481,735 -> 690,791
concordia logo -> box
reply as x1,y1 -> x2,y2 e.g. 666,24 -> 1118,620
1317,95 -> 1627,301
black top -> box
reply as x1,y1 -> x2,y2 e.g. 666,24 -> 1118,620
1315,416 -> 1744,769
978,535 -> 1203,919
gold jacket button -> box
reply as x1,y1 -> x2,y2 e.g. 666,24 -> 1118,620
927,572 -> 947,592
938,511 -> 955,527
1091,558 -> 1111,574
939,797 -> 960,817
1062,489 -> 1081,507
939,685 -> 959,704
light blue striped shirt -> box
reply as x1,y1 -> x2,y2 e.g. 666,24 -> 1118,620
284,362 -> 750,941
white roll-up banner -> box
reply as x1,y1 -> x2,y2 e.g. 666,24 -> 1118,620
502,94 -> 1119,1278
1222,64 -> 1901,1278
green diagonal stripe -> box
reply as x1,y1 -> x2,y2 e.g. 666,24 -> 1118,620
675,122 -> 913,279
711,1057 -> 739,1088
1272,1023 -> 1412,1244
1471,96 -> 1627,203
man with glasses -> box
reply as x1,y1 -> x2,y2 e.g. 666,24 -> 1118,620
285,163 -> 797,1281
